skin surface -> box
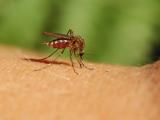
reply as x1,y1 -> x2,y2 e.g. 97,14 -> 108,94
0,45 -> 160,120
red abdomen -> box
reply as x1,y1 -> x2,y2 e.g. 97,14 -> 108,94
47,40 -> 70,49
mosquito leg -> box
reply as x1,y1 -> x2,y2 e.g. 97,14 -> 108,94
72,50 -> 92,70
37,48 -> 65,71
70,50 -> 78,74
73,51 -> 93,70
38,49 -> 59,60
77,54 -> 94,70
67,29 -> 73,36
80,60 -> 93,70
53,48 -> 65,61
73,51 -> 83,68
61,48 -> 65,54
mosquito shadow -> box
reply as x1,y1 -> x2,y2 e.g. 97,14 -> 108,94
22,58 -> 70,66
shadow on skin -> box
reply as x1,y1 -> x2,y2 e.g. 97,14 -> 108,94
22,58 -> 71,66
21,57 -> 92,73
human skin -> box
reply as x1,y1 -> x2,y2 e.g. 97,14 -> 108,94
0,45 -> 160,120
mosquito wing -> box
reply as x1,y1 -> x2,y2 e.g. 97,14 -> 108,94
43,32 -> 69,39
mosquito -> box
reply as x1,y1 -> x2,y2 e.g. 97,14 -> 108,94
39,29 -> 92,74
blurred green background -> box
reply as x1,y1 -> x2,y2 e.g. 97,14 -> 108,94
0,0 -> 160,65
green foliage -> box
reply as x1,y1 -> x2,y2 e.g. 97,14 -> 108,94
0,0 -> 160,65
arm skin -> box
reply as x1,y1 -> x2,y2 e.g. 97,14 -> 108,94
0,45 -> 160,120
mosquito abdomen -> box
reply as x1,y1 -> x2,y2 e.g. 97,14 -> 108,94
45,40 -> 70,49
